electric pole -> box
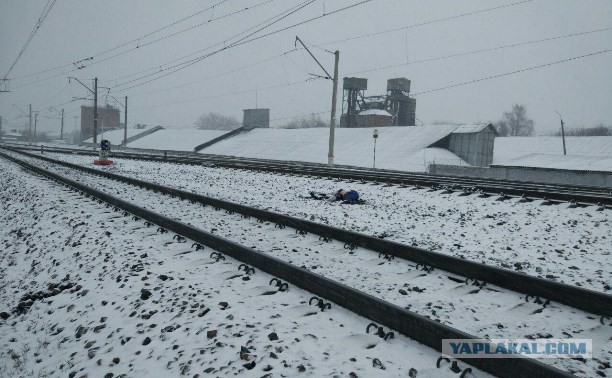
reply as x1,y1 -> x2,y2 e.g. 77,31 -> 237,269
0,116 -> 3,142
329,50 -> 339,166
29,104 -> 32,145
74,116 -> 79,144
555,111 -> 567,156
93,77 -> 98,149
124,96 -> 128,147
294,36 -> 339,166
34,113 -> 38,143
60,108 -> 64,140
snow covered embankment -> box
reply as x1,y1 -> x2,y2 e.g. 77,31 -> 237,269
0,159 -> 483,377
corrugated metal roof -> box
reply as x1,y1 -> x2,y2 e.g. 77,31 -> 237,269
494,136 -> 612,164
451,124 -> 492,134
493,153 -> 612,172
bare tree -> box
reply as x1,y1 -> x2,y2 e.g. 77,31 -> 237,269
497,104 -> 534,136
493,120 -> 509,137
280,113 -> 326,129
194,112 -> 240,130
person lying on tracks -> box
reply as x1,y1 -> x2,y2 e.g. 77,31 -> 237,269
309,189 -> 360,204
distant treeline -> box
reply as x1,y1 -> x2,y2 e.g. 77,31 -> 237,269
551,124 -> 611,137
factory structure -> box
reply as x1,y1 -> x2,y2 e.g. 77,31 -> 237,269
243,108 -> 270,129
340,77 -> 416,128
80,104 -> 121,141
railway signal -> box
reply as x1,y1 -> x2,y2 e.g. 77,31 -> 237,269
94,139 -> 113,165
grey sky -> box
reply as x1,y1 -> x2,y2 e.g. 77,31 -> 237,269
1,0 -> 611,136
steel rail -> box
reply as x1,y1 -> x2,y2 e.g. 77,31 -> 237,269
5,143 -> 611,195
0,150 -> 572,378
4,144 -> 611,206
5,147 -> 612,318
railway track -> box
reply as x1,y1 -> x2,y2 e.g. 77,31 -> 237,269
5,147 -> 612,316
2,149 -> 611,374
4,144 -> 611,208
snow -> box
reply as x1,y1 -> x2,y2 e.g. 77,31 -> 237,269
494,153 -> 612,172
82,128 -> 143,146
201,125 -> 464,171
451,124 -> 492,134
2,148 -> 611,376
494,136 -> 612,163
128,129 -> 228,151
0,155 -> 492,378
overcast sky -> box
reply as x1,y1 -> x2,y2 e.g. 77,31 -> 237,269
1,0 -> 611,136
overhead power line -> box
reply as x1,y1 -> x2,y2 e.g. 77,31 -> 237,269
345,26 -> 612,76
55,0 -> 280,78
10,0 -> 308,91
9,0 -> 278,90
2,0 -> 56,83
109,0 -> 372,93
315,0 -> 536,47
411,48 -> 612,96
126,48 -> 300,98
109,0 -> 321,92
10,0 -> 231,81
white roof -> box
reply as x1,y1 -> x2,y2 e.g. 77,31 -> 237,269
200,125 -> 464,172
128,129 -> 228,151
494,153 -> 612,172
494,136 -> 612,164
83,128 -> 146,145
451,124 -> 492,134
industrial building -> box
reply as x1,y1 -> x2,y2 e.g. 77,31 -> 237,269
243,109 -> 270,129
430,124 -> 498,166
340,77 -> 416,127
80,104 -> 121,140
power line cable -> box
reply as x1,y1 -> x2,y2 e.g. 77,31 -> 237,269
10,0 -> 230,81
60,0 -> 280,78
127,48 -> 300,97
314,0 -> 536,48
119,26 -> 612,101
345,26 -> 612,76
9,0 -> 275,89
411,48 -> 612,96
17,1 -> 312,92
109,0 -> 321,92
2,0 -> 56,81
110,0 -> 372,93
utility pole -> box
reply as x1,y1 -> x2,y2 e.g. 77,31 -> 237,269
124,96 -> 128,147
0,116 -> 3,142
74,116 -> 79,144
34,113 -> 38,143
29,104 -> 32,145
68,76 -> 98,149
329,50 -> 339,166
294,36 -> 339,166
555,111 -> 567,156
60,108 -> 64,140
93,77 -> 98,149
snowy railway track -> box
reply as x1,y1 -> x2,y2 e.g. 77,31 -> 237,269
4,148 -> 612,317
1,150 -> 610,376
5,144 -> 612,208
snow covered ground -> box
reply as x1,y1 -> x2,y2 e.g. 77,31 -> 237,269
0,157 -> 488,378
2,150 -> 611,376
494,153 -> 612,172
200,126 -> 467,171
493,136 -> 612,169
